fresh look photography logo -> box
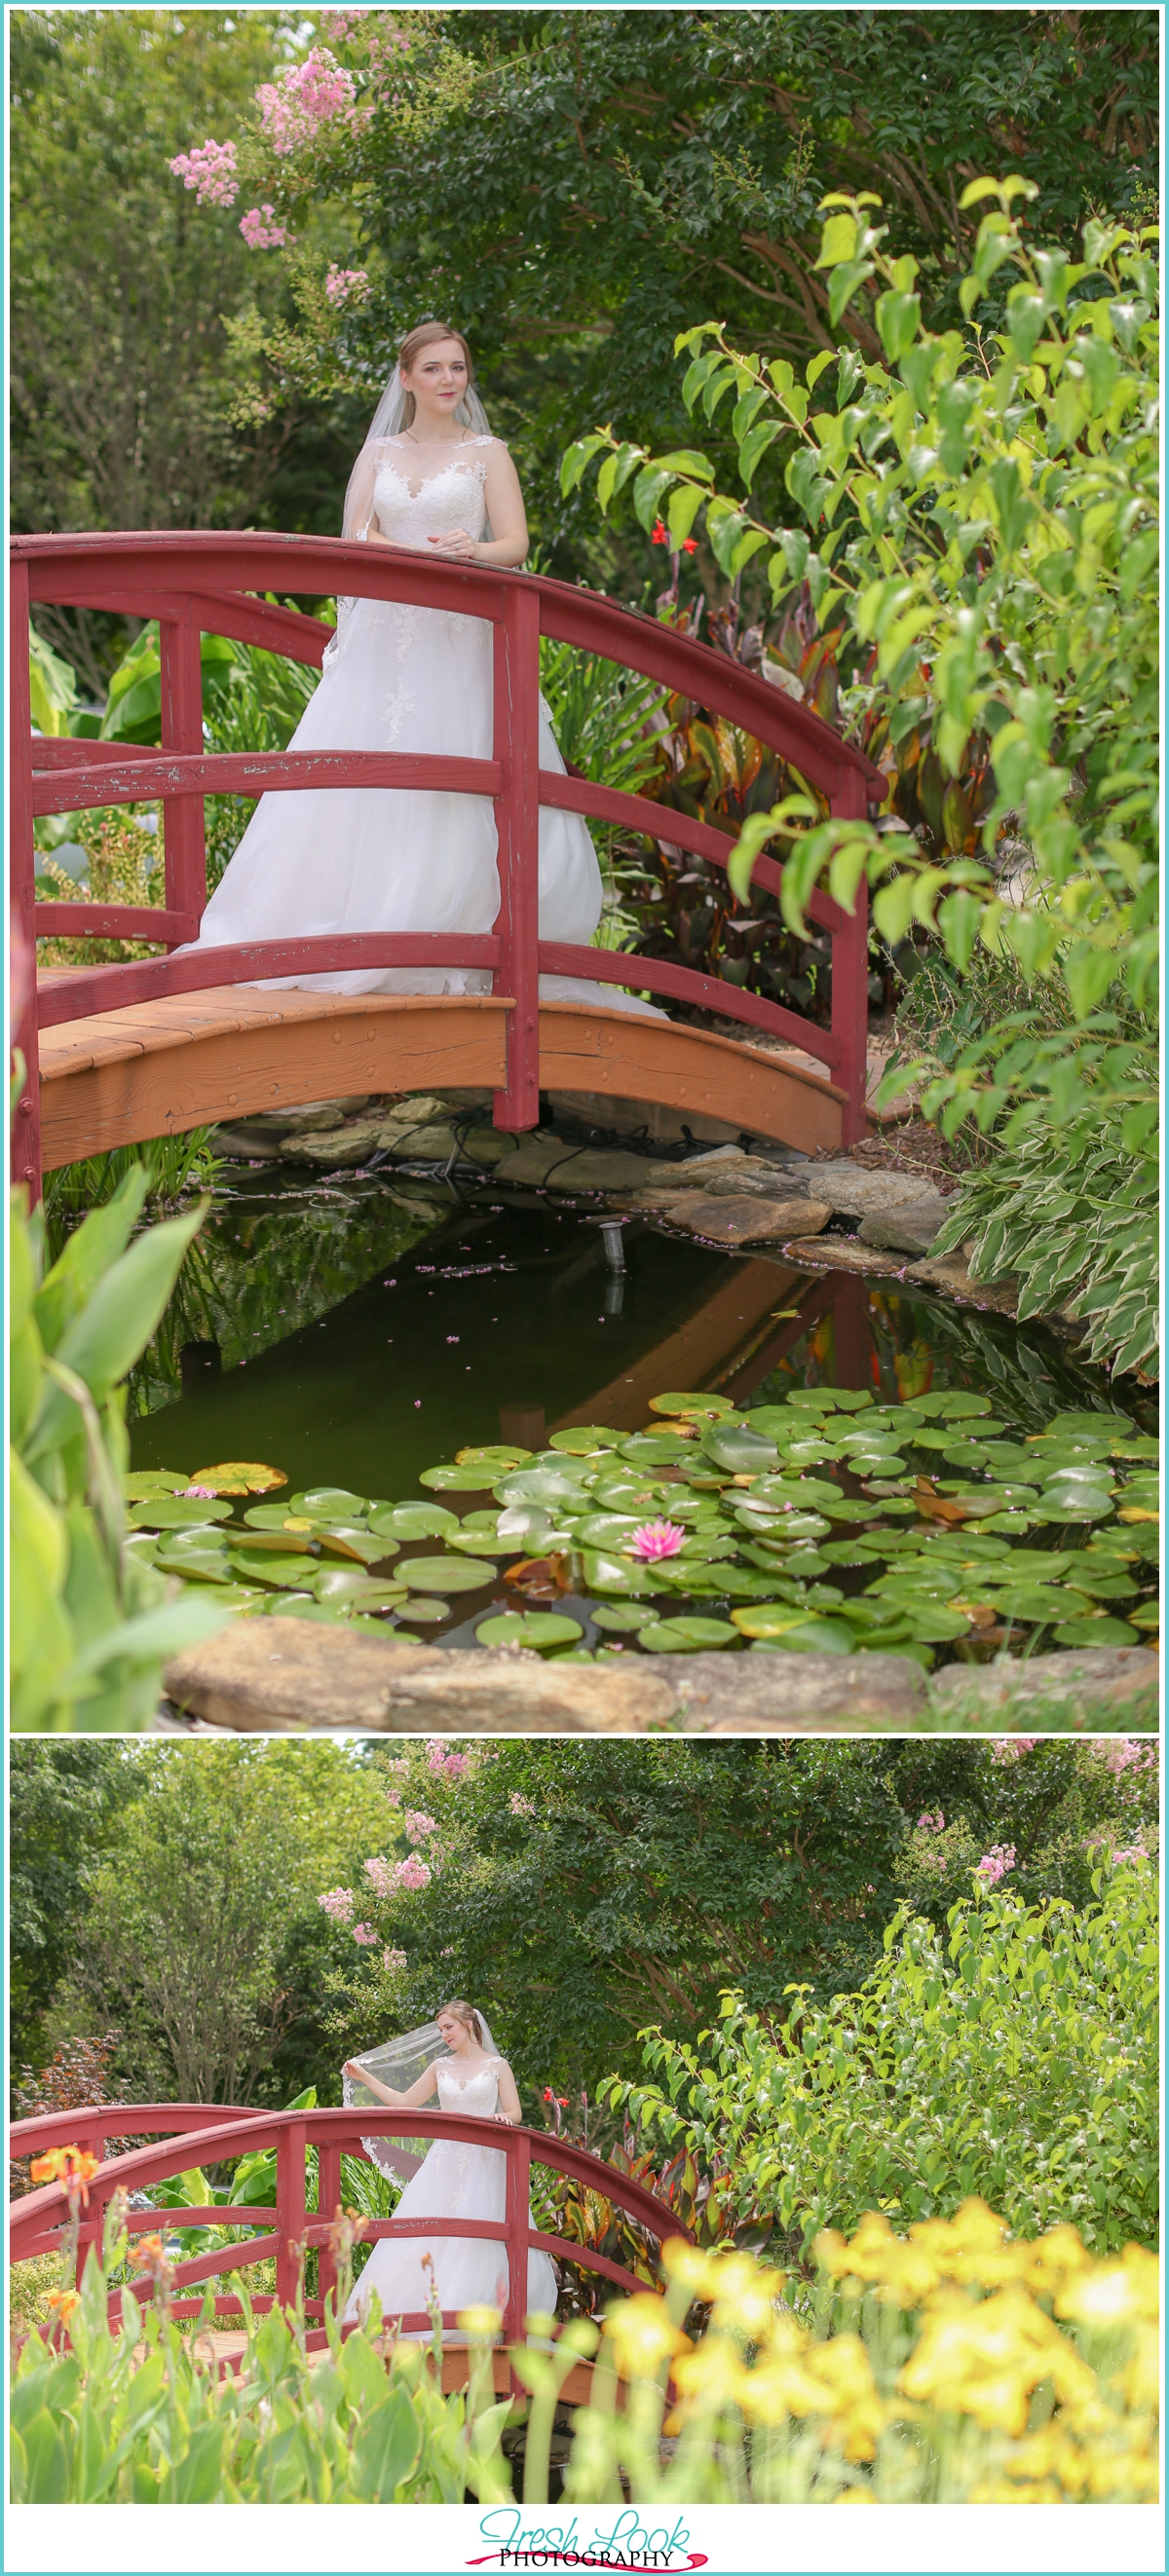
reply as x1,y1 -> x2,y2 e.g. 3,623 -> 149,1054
468,2507 -> 706,2569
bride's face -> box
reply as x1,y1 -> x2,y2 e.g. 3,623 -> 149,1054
436,2008 -> 475,2054
401,339 -> 469,428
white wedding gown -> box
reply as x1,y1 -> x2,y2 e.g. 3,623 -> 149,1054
186,433 -> 660,1012
342,2057 -> 559,2339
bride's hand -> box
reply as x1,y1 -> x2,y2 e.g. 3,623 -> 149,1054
429,528 -> 478,561
343,2060 -> 365,2082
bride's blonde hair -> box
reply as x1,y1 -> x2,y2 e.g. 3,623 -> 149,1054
439,1997 -> 483,2044
396,319 -> 475,424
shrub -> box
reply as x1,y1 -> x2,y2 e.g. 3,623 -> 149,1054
605,1859 -> 1158,2259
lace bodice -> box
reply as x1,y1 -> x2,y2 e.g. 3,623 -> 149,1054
434,2057 -> 503,2120
371,436 -> 492,550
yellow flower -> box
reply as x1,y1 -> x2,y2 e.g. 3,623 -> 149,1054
669,2333 -> 753,2416
1056,2244 -> 1159,2330
603,2294 -> 692,2380
899,2289 -> 1097,2437
456,2305 -> 503,2337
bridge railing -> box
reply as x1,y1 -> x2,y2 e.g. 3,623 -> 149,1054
9,2101 -> 690,2371
11,530 -> 884,1191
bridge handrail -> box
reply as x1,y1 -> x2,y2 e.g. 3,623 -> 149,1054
9,2102 -> 691,2363
12,529 -> 881,1192
10,2102 -> 272,2159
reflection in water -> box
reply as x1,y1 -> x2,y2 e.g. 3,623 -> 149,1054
130,1171 -> 1151,1495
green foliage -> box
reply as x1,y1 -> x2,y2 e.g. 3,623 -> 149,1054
9,2213 -> 512,2504
49,1741 -> 393,2106
172,12 -> 1155,581
607,1855 -> 1158,2260
10,1167 -> 227,1732
9,1746 -> 125,2073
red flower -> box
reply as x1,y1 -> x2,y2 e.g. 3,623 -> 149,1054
651,521 -> 668,544
681,538 -> 698,554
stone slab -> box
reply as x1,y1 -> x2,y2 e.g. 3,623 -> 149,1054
777,1237 -> 906,1276
930,1647 -> 1159,1720
659,1651 -> 929,1727
655,1193 -> 832,1246
799,1161 -> 930,1215
162,1620 -> 679,1732
902,1251 -> 1020,1313
280,1119 -> 389,1165
857,1192 -> 948,1254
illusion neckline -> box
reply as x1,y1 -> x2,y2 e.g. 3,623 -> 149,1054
376,436 -> 492,503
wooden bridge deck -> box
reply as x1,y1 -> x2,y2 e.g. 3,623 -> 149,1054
37,984 -> 849,1172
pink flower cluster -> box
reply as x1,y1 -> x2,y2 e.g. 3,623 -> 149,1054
240,205 -> 289,250
989,1737 -> 1039,1764
321,8 -> 368,37
629,1519 -> 686,1562
255,48 -> 361,156
976,1844 -> 1017,1885
396,1854 -> 433,1891
352,1923 -> 378,1947
403,1810 -> 438,1845
170,138 -> 239,207
382,1946 -> 407,1971
324,265 -> 370,309
319,1886 -> 355,1922
509,1793 -> 537,1819
181,1484 -> 216,1500
363,1852 -> 433,1897
427,1738 -> 470,1779
1097,1737 -> 1157,1776
917,1811 -> 945,1832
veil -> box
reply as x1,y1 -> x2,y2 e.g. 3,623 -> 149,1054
343,2010 -> 502,2180
340,364 -> 494,541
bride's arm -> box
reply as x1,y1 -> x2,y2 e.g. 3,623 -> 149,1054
492,2060 -> 523,2125
431,444 -> 528,570
342,2058 -> 438,2109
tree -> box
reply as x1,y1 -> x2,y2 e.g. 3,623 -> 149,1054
9,1742 -> 124,2078
51,1740 -> 389,2104
10,7 -> 364,686
319,1736 -> 1158,2109
163,10 -> 1157,579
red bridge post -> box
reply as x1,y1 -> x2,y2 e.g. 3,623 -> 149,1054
158,615 -> 207,942
492,579 -> 541,1131
10,557 -> 42,1200
275,2115 -> 308,2311
503,2124 -> 531,2395
316,2135 -> 342,2320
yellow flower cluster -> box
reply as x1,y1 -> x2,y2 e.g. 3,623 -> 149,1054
595,2202 -> 1159,2499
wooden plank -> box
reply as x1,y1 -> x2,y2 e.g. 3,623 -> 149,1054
38,992 -> 511,1169
31,748 -> 504,818
537,1004 -> 845,1154
539,942 -> 840,1066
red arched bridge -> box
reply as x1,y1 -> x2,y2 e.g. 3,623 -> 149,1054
10,2100 -> 690,2395
11,532 -> 883,1193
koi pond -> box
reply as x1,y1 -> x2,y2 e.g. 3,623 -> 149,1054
127,1167 -> 1159,1670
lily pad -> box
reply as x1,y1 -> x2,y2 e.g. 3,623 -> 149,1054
189,1461 -> 287,1495
130,1497 -> 234,1529
229,1551 -> 324,1587
494,1466 -> 589,1508
548,1426 -> 626,1453
312,1569 -> 408,1607
580,1549 -> 658,1598
367,1503 -> 459,1542
1052,1616 -> 1141,1647
318,1527 -> 396,1565
591,1603 -> 649,1632
420,1463 -> 499,1491
154,1525 -> 232,1556
446,1528 -> 520,1556
270,1596 -> 350,1624
732,1608 -> 854,1653
245,1506 -> 318,1532
222,1527 -> 317,1557
474,1610 -> 584,1650
701,1424 -> 781,1474
289,1487 -> 370,1518
456,1444 -> 533,1469
990,1583 -> 1094,1623
637,1617 -> 739,1653
124,1472 -> 191,1499
648,1392 -> 735,1417
161,1554 -> 240,1586
395,1554 -> 498,1592
395,1596 -> 451,1624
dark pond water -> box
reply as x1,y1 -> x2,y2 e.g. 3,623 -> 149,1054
127,1168 -> 1158,1671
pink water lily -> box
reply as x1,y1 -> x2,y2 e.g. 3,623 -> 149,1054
181,1484 -> 216,1499
628,1519 -> 687,1562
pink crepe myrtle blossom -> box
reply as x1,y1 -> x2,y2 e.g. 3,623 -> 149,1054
240,205 -> 289,250
628,1519 -> 686,1562
509,1793 -> 537,1819
363,1855 -> 396,1901
255,48 -> 362,156
427,1738 -> 469,1779
324,265 -> 370,308
395,1855 -> 433,1892
917,1811 -> 945,1832
403,1810 -> 438,1845
1096,1738 -> 1157,1776
975,1844 -> 1017,1885
382,1946 -> 407,1971
170,138 -> 239,206
319,1886 -> 355,1922
990,1737 -> 1039,1764
321,8 -> 368,37
352,1922 -> 378,1946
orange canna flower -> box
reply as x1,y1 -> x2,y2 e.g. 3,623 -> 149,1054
29,2146 -> 101,2206
47,2288 -> 80,2322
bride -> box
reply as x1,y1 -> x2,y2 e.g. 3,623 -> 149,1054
185,317 -> 659,1014
340,1999 -> 558,2337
